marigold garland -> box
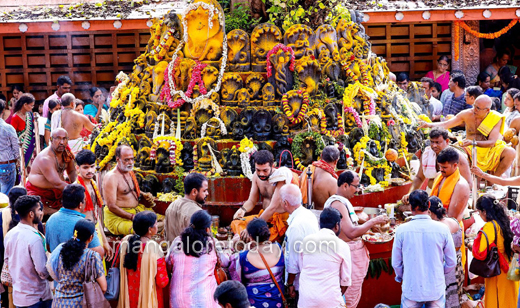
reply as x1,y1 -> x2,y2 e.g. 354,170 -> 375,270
455,20 -> 518,61
153,136 -> 184,166
282,90 -> 309,124
319,111 -> 345,138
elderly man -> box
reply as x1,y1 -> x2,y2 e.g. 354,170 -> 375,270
421,95 -> 515,177
281,183 -> 319,306
299,145 -> 339,210
26,128 -> 76,215
232,150 -> 299,242
51,93 -> 96,155
402,127 -> 471,203
325,170 -> 388,308
103,144 -> 162,235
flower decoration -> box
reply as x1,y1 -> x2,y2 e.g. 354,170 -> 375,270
82,21 -> 91,30
363,14 -> 370,22
395,12 -> 404,21
201,117 -> 227,138
146,19 -> 154,27
266,44 -> 296,78
152,136 -> 183,166
282,90 -> 309,124
455,10 -> 464,19
422,11 -> 431,20
166,1 -> 228,107
239,137 -> 256,180
483,10 -> 492,19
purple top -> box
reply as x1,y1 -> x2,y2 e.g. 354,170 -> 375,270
426,71 -> 451,92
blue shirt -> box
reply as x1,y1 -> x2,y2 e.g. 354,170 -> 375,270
484,88 -> 502,99
83,104 -> 108,118
443,92 -> 472,117
392,215 -> 457,302
45,208 -> 101,252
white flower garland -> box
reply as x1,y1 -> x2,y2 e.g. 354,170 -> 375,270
167,1 -> 228,105
201,117 -> 227,138
240,147 -> 256,180
111,72 -> 129,102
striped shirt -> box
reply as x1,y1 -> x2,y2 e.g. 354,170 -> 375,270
0,119 -> 19,162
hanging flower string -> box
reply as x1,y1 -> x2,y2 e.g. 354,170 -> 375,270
166,1 -> 228,106
266,44 -> 296,78
454,22 -> 461,61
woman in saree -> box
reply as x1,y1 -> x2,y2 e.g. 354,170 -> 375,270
472,194 -> 518,308
229,218 -> 285,308
425,55 -> 451,92
11,93 -> 36,169
118,211 -> 168,308
485,50 -> 511,87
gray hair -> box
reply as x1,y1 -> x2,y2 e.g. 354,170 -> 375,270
61,93 -> 76,107
321,145 -> 340,163
279,183 -> 302,207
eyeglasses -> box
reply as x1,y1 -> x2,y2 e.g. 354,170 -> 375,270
349,183 -> 361,189
438,62 -> 449,67
474,105 -> 490,112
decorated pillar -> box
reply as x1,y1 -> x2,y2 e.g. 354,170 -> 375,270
451,20 -> 480,85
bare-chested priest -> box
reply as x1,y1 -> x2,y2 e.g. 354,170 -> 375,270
51,93 -> 95,155
231,150 -> 299,242
420,95 -> 515,176
299,145 -> 339,210
103,144 -> 163,235
26,128 -> 76,215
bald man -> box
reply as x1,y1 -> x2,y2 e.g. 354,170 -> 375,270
420,95 -> 515,176
51,93 -> 96,154
27,128 -> 77,215
280,184 -> 319,303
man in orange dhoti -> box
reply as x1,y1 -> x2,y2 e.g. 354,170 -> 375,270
430,147 -> 470,273
299,145 -> 339,210
232,150 -> 299,242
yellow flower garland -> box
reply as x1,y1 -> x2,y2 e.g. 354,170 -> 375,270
239,137 -> 255,153
353,136 -> 380,166
153,136 -> 184,165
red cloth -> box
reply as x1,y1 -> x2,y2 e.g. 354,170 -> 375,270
312,159 -> 339,179
11,114 -> 25,133
26,180 -> 63,209
80,115 -> 97,138
472,227 -> 510,273
127,243 -> 169,308
77,177 -> 103,213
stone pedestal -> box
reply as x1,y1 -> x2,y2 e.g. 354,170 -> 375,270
452,20 -> 480,85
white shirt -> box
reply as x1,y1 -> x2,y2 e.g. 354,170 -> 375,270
298,228 -> 352,308
285,205 -> 319,290
429,96 -> 443,116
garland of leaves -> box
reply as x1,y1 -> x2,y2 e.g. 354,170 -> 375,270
291,131 -> 325,162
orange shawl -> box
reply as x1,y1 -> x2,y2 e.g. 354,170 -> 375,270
76,177 -> 103,213
430,168 -> 461,209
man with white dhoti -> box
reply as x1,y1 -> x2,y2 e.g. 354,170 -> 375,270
51,93 -> 95,155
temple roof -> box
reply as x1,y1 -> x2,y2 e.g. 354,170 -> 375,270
0,0 -> 518,22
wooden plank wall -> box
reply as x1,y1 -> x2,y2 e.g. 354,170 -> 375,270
0,30 -> 150,103
366,22 -> 453,81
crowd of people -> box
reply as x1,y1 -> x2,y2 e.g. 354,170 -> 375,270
1,51 -> 520,308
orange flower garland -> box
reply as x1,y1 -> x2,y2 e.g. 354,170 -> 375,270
455,20 -> 519,61
282,90 -> 309,124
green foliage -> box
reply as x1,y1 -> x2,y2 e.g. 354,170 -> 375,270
174,166 -> 185,194
225,4 -> 261,34
291,131 -> 325,160
265,0 -> 351,30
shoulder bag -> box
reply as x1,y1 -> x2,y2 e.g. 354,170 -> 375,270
469,221 -> 501,278
1,262 -> 12,287
214,239 -> 228,285
81,250 -> 111,308
258,250 -> 288,308
104,243 -> 120,301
